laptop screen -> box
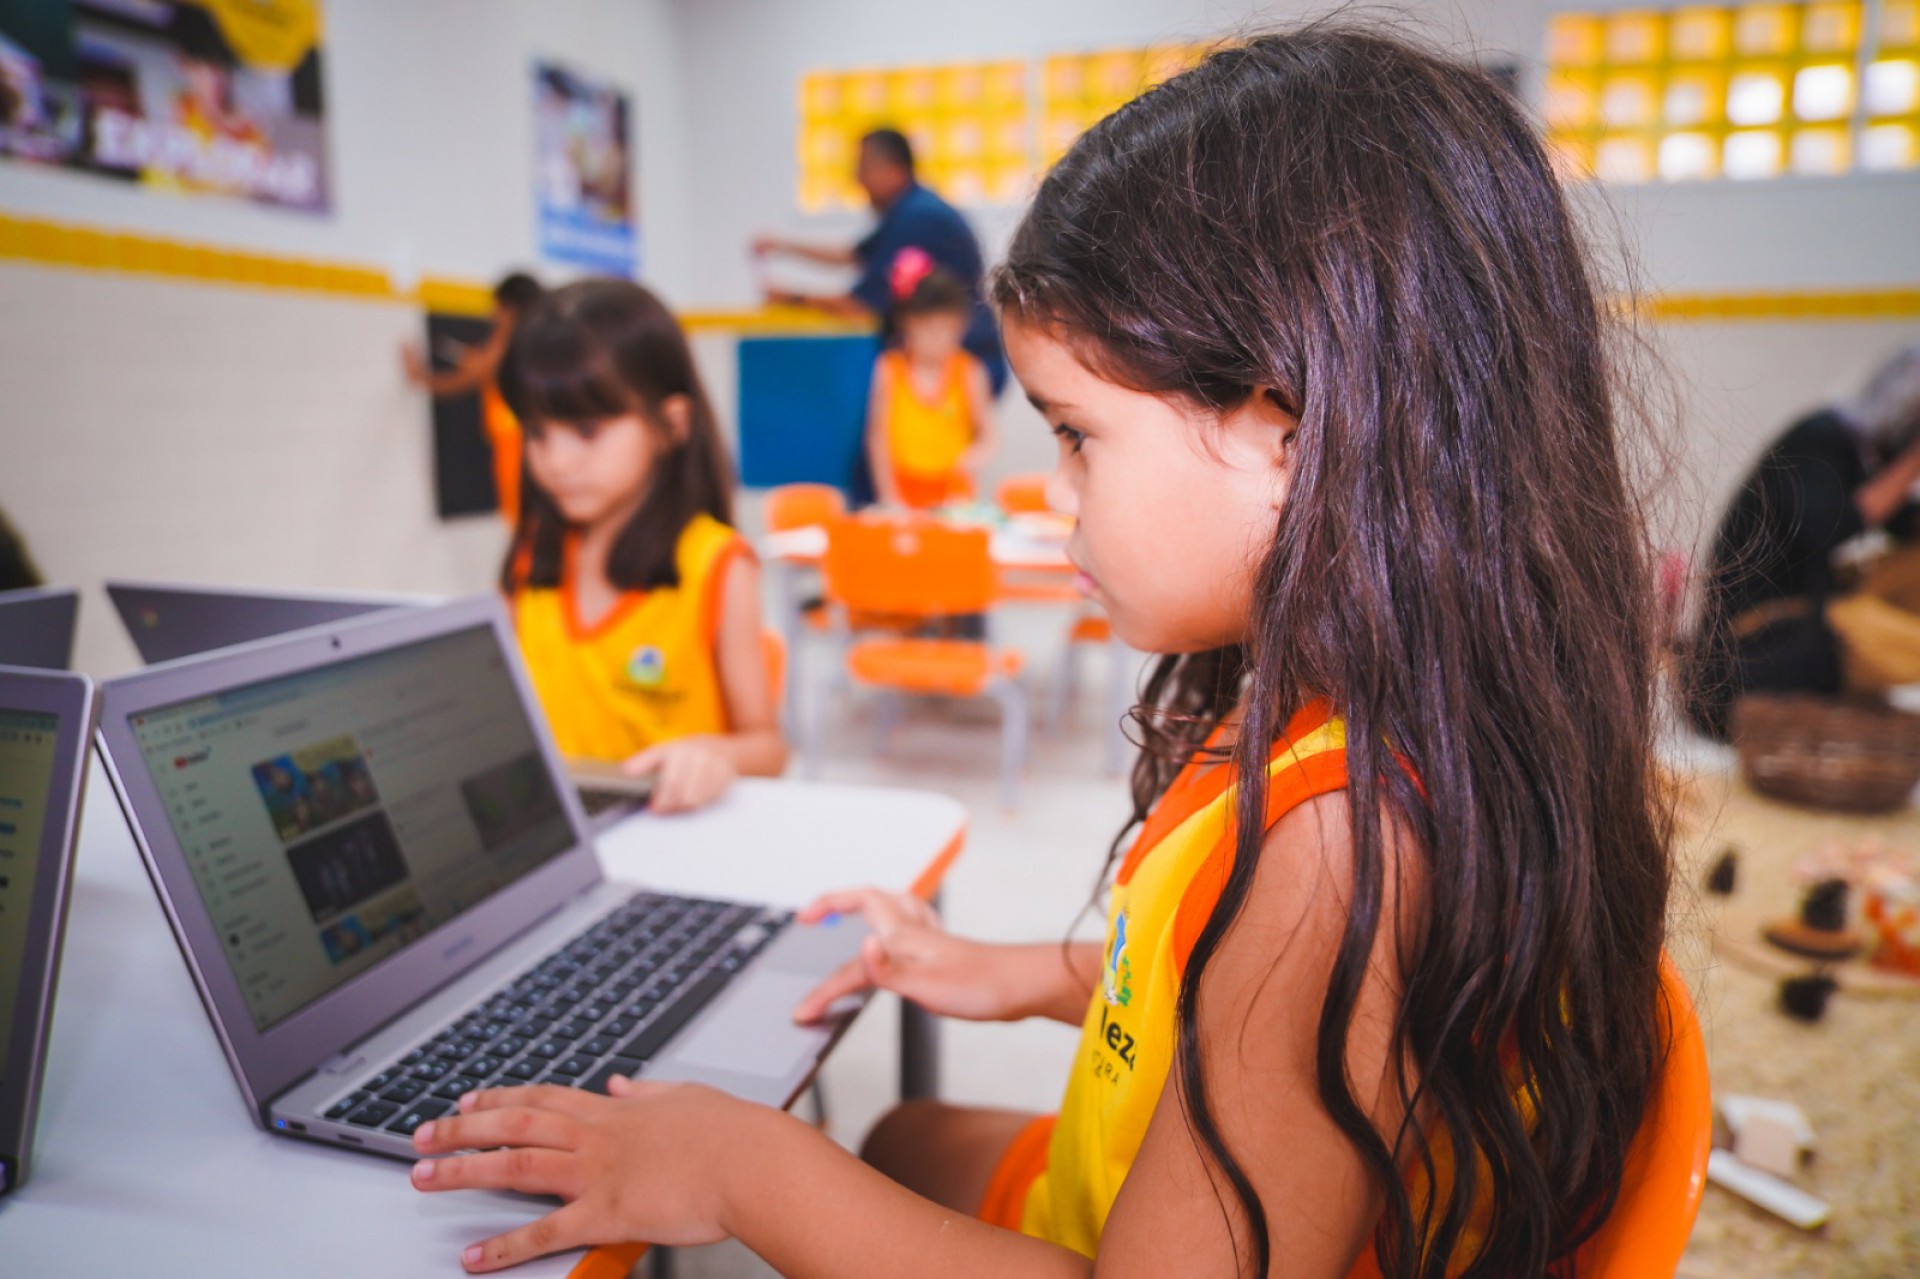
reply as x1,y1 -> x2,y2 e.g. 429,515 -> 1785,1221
0,708 -> 61,1089
125,625 -> 574,1032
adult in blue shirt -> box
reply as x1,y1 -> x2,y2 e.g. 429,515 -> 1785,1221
755,128 -> 1006,394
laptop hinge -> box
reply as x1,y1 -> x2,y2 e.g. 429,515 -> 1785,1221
318,1049 -> 368,1077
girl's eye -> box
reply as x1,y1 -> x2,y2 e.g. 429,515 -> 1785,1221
1051,422 -> 1087,454
572,421 -> 602,441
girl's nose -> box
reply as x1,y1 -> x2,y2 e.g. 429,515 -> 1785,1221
1044,466 -> 1077,517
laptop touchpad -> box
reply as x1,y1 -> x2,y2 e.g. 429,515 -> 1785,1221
664,972 -> 830,1078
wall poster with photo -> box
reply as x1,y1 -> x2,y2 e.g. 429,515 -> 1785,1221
0,0 -> 330,214
534,58 -> 636,276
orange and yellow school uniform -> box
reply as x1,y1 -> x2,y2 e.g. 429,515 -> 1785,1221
877,349 -> 979,510
511,513 -> 748,762
981,701 -> 1351,1254
481,381 -> 524,525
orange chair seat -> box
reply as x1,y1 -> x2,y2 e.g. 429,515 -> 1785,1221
1068,614 -> 1112,643
847,638 -> 1024,696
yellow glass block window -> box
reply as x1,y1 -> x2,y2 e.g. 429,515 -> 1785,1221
1860,119 -> 1920,167
1600,72 -> 1663,127
1597,133 -> 1660,179
1659,128 -> 1723,176
1671,7 -> 1734,60
1665,67 -> 1727,124
1727,64 -> 1792,123
1724,126 -> 1787,175
1734,3 -> 1800,55
1882,1 -> 1920,49
1792,62 -> 1855,119
1866,58 -> 1920,115
1037,43 -> 1209,167
1546,70 -> 1602,129
1790,124 -> 1852,171
1802,1 -> 1862,52
1549,13 -> 1607,64
797,57 -> 1033,212
1606,10 -> 1669,62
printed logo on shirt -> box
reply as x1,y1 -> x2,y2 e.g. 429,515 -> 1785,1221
626,645 -> 666,688
1102,910 -> 1133,1009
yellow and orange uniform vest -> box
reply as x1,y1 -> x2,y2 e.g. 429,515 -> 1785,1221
980,706 -> 1516,1276
510,513 -> 746,762
481,381 -> 524,525
877,349 -> 977,510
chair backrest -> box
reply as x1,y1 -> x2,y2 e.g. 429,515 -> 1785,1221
821,515 -> 997,618
1344,954 -> 1710,1279
995,473 -> 1052,516
765,483 -> 847,533
761,627 -> 787,712
1570,954 -> 1711,1277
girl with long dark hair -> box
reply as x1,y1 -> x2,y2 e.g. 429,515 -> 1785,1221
412,28 -> 1673,1277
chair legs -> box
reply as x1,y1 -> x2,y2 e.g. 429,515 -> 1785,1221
990,677 -> 1031,808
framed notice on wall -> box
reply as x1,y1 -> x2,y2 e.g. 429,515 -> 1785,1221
0,0 -> 331,214
533,60 -> 636,277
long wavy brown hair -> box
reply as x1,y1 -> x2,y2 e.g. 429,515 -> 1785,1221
995,26 -> 1673,1279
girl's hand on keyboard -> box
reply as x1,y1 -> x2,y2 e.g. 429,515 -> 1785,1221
409,1080 -> 761,1270
621,736 -> 736,814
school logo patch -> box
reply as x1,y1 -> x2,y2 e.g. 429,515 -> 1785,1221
1102,910 -> 1133,1008
626,645 -> 667,688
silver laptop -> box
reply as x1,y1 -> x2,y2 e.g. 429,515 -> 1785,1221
93,595 -> 866,1161
105,580 -> 649,823
0,666 -> 95,1194
0,588 -> 80,671
105,580 -> 429,666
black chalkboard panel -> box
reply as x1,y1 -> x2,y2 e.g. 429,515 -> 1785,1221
425,312 -> 499,520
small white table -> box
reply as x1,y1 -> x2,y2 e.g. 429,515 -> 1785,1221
0,770 -> 965,1278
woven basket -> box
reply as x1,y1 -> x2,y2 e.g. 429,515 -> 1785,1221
1732,693 -> 1920,814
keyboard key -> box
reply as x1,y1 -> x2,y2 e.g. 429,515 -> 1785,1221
409,1059 -> 454,1081
491,1036 -> 526,1059
555,1055 -> 596,1076
432,1075 -> 478,1100
602,1017 -> 636,1038
582,1057 -> 647,1094
554,1019 -> 594,1040
617,969 -> 731,1063
388,1097 -> 451,1137
347,1100 -> 401,1128
359,1068 -> 400,1091
465,1056 -> 503,1078
504,1059 -> 542,1080
528,1039 -> 566,1060
580,1036 -> 615,1057
325,1092 -> 368,1120
382,1078 -> 429,1103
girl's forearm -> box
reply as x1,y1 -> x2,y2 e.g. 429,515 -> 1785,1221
994,941 -> 1100,1024
714,728 -> 789,778
721,1111 -> 1093,1279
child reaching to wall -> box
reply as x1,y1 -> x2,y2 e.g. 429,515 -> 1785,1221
498,280 -> 785,813
867,254 -> 997,509
412,28 -> 1677,1278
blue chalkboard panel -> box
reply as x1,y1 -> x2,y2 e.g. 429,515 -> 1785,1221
736,334 -> 880,491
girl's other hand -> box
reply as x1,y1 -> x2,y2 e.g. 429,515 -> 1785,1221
399,340 -> 429,386
410,1080 -> 768,1272
791,888 -> 1014,1024
622,737 -> 737,814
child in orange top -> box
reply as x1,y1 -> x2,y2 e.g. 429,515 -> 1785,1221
497,279 -> 785,813
411,29 -> 1676,1279
867,261 -> 996,509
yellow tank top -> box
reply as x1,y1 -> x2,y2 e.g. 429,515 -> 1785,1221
880,350 -> 974,480
1022,702 -> 1350,1256
511,513 -> 745,762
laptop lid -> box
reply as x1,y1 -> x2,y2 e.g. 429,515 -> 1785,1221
0,666 -> 95,1194
0,587 -> 79,671
105,581 -> 432,666
93,596 -> 603,1121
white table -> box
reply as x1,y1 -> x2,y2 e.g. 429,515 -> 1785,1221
0,770 -> 965,1278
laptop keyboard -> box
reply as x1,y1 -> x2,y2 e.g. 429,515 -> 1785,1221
322,891 -> 790,1138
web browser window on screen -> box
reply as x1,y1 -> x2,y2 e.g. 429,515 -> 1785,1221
128,627 -> 573,1031
0,708 -> 60,1088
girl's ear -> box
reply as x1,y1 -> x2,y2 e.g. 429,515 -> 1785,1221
1253,386 -> 1300,511
658,393 -> 694,444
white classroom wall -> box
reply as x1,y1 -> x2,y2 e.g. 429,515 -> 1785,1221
0,0 -> 694,676
3,0 -> 1918,678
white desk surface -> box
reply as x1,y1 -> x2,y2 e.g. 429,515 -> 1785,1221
0,769 -> 965,1278
762,525 -> 1071,571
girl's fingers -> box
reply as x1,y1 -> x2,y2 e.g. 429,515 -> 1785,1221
795,888 -> 880,923
456,1082 -> 605,1120
620,747 -> 664,779
460,1202 -> 593,1273
792,955 -> 872,1023
412,1145 -> 580,1199
411,1104 -> 583,1157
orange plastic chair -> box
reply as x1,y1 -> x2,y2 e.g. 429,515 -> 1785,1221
761,627 -> 787,724
1570,954 -> 1711,1277
810,514 -> 1029,805
764,482 -> 846,532
995,472 -> 1052,515
1346,955 -> 1710,1279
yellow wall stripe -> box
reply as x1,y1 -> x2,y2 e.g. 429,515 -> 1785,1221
2,211 -> 1917,329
